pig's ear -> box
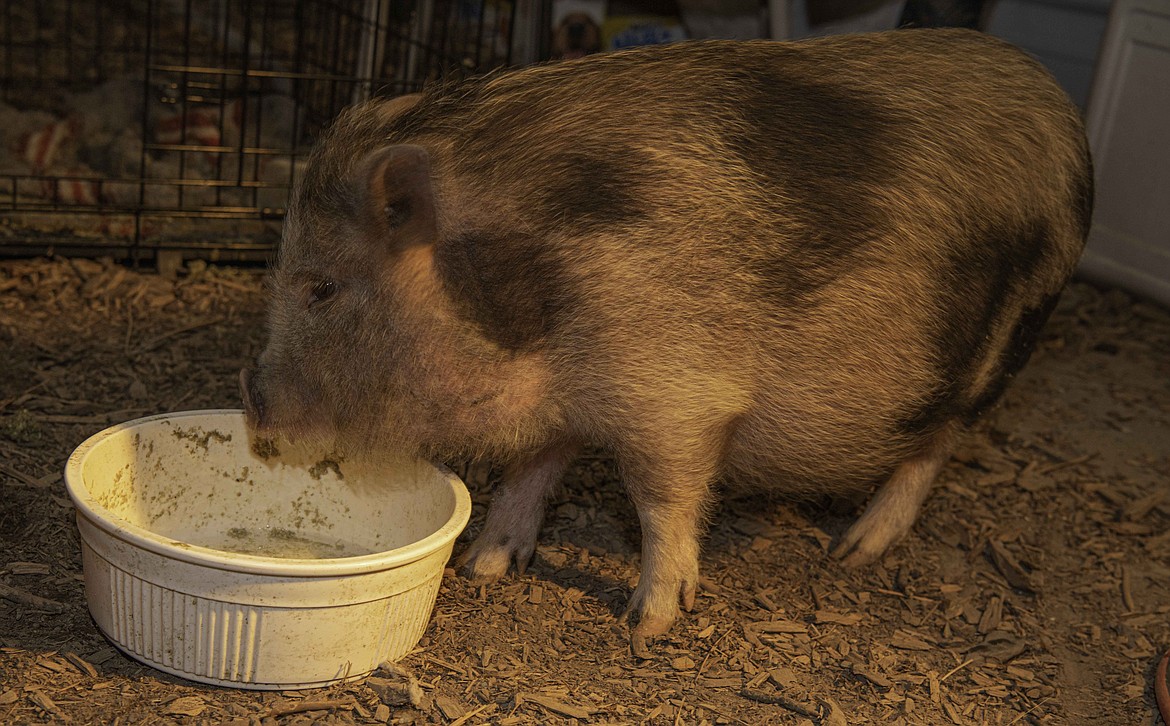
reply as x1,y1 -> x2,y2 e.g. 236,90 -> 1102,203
360,144 -> 436,245
377,93 -> 422,121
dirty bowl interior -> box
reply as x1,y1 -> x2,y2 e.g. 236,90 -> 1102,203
64,409 -> 470,690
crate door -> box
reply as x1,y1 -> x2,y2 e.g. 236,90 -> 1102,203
1081,0 -> 1170,306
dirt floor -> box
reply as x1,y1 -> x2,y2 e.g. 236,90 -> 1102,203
1,256 -> 1168,725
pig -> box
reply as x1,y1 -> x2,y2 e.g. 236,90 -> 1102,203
241,28 -> 1093,639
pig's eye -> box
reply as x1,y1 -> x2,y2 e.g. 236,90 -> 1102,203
307,280 -> 338,307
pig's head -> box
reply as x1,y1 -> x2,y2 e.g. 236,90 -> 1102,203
241,106 -> 557,462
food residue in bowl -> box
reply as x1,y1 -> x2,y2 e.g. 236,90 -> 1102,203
218,526 -> 369,559
170,425 -> 232,452
250,436 -> 280,459
308,458 -> 344,481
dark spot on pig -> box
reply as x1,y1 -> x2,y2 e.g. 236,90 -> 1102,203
752,230 -> 881,307
437,231 -> 573,351
899,218 -> 1052,434
895,388 -> 959,439
964,291 -> 1062,422
540,153 -> 647,235
995,289 -> 1060,379
726,74 -> 899,305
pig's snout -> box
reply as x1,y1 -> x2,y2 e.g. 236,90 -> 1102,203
239,367 -> 267,430
238,365 -> 327,441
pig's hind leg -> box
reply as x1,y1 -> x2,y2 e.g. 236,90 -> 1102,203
831,423 -> 958,567
458,442 -> 579,582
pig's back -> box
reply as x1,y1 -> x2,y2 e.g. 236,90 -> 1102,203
414,29 -> 1087,263
403,30 -> 1088,318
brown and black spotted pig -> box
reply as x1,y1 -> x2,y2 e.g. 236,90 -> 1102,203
241,28 -> 1092,639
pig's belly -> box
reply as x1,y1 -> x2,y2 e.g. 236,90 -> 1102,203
718,401 -> 922,497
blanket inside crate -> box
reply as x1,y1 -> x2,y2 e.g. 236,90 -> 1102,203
1,78 -> 300,211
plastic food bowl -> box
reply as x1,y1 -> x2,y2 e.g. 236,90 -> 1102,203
63,409 -> 470,690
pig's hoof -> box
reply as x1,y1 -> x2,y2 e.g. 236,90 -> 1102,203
456,533 -> 536,584
626,615 -> 676,658
832,517 -> 905,568
629,632 -> 654,660
632,613 -> 677,637
619,571 -> 697,637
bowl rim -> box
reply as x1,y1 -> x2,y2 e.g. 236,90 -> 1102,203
64,409 -> 471,577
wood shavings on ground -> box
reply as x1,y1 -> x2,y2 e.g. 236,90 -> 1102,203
1,257 -> 1168,723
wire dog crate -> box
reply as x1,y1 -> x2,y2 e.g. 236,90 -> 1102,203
0,0 -> 543,264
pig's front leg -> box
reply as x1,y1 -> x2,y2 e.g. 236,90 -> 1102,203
620,459 -> 716,637
458,442 -> 579,582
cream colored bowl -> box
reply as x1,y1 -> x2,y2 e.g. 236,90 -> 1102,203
64,409 -> 469,689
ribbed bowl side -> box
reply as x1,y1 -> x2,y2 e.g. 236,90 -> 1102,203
375,558 -> 448,662
91,547 -> 264,682
81,533 -> 456,688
